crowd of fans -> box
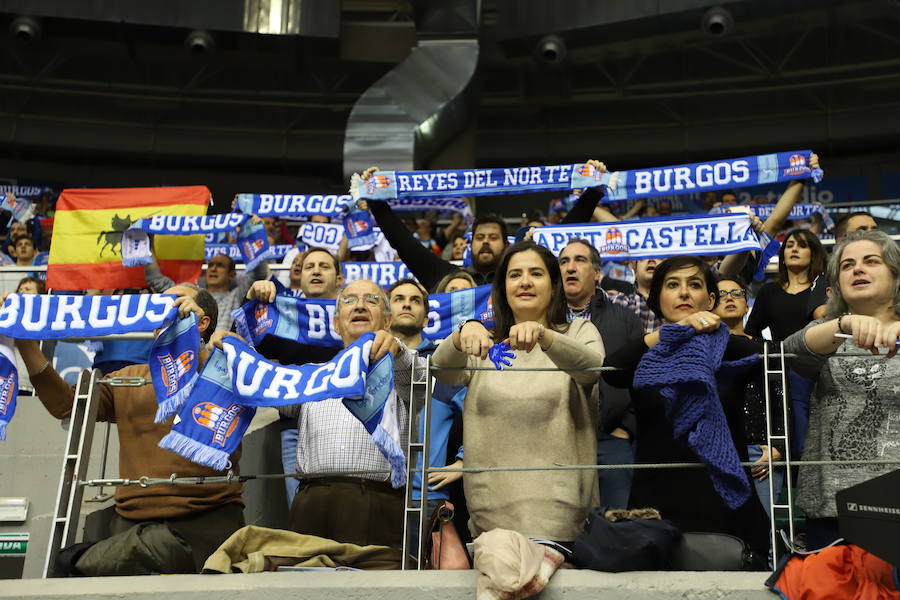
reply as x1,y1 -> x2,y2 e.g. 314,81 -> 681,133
2,158 -> 899,580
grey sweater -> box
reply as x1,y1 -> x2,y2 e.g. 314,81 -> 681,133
431,318 -> 605,542
784,320 -> 900,519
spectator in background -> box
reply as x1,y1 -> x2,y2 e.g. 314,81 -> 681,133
415,219 -> 442,257
145,252 -> 268,332
443,233 -> 468,262
11,234 -> 38,267
808,211 -> 879,321
388,278 -> 431,354
16,276 -> 44,294
721,190 -> 739,206
436,271 -> 476,294
608,258 -> 661,334
262,216 -> 294,246
745,227 -> 827,458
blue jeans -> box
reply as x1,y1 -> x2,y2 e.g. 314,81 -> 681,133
747,444 -> 784,520
597,432 -> 634,509
281,428 -> 300,508
787,369 -> 813,457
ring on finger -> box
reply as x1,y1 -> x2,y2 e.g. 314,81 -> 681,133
698,317 -> 710,327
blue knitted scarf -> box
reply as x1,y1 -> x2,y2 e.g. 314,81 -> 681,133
150,314 -> 200,423
709,203 -> 834,230
633,323 -> 759,509
0,336 -> 19,441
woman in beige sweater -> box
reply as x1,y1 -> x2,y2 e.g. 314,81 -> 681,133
431,241 -> 605,543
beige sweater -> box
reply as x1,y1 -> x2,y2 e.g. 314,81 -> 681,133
431,318 -> 604,542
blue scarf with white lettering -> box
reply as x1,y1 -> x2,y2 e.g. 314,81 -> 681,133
298,222 -> 344,254
235,220 -> 274,270
0,294 -> 177,338
0,336 -> 19,441
235,194 -> 350,219
150,314 -> 201,423
122,214 -> 249,267
342,261 -> 413,287
532,213 -> 761,260
709,203 -> 834,231
0,294 -> 177,440
232,284 -> 494,348
158,347 -> 254,471
1,193 -> 35,223
342,353 -> 406,487
205,243 -> 293,262
604,151 -> 823,203
351,163 -> 617,201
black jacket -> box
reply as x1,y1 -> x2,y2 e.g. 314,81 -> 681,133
588,290 -> 642,436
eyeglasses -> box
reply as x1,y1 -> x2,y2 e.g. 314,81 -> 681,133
717,289 -> 747,299
339,293 -> 383,307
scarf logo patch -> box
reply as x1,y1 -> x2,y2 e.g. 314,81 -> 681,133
254,304 -> 273,336
0,373 -> 14,416
479,296 -> 494,322
598,226 -> 628,255
159,350 -> 194,396
783,153 -> 809,177
192,402 -> 244,447
365,175 -> 392,195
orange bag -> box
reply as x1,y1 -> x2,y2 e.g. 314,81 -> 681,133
423,501 -> 470,570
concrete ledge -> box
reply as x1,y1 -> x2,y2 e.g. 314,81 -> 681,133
1,570 -> 774,599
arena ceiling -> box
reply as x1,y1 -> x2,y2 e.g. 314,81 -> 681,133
1,0 -> 899,192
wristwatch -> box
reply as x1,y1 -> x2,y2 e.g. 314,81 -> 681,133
457,319 -> 482,334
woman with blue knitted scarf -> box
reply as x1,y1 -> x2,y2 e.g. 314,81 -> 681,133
603,256 -> 770,566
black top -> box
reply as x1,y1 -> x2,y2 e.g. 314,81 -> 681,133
744,281 -> 813,342
806,273 -> 830,319
368,186 -> 607,292
602,332 -> 769,555
741,338 -> 787,451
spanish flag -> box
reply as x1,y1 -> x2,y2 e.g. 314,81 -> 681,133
47,186 -> 210,291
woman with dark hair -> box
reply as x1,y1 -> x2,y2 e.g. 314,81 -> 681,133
784,229 -> 900,548
604,256 -> 769,562
431,241 -> 604,543
745,227 -> 828,458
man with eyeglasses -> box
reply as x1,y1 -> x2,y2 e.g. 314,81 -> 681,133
281,279 -> 420,563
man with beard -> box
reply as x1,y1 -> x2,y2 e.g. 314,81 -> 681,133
608,258 -> 661,334
245,247 -> 344,507
559,239 -> 642,508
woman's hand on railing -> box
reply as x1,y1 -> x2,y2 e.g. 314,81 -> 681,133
454,320 -> 492,359
428,459 -> 464,490
839,314 -> 900,357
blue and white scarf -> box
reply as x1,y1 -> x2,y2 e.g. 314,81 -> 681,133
343,210 -> 379,251
205,243 -> 293,262
235,220 -> 274,270
1,193 -> 35,223
604,151 -> 823,203
342,353 -> 406,487
709,203 -> 834,231
232,295 -> 343,348
0,336 -> 19,441
121,214 -> 248,267
298,222 -> 343,254
0,293 -> 177,338
0,293 -> 178,439
235,194 -> 350,219
532,213 -> 761,260
150,314 -> 200,423
233,284 -> 494,349
342,261 -> 414,288
0,185 -> 52,199
158,347 -> 254,471
351,163 -> 617,201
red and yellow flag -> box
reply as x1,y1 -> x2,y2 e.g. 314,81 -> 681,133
47,186 -> 210,291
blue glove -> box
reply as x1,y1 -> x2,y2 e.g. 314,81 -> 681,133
488,342 -> 515,370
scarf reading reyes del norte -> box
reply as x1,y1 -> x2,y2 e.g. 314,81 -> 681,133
0,293 -> 179,440
232,284 -> 494,349
351,151 -> 822,203
159,333 -> 407,485
122,214 -> 274,271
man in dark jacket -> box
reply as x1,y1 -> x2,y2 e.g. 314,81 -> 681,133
559,238 -> 643,509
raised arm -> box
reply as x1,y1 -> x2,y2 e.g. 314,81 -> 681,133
761,153 -> 819,236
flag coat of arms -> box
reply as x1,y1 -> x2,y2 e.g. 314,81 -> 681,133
47,186 -> 210,290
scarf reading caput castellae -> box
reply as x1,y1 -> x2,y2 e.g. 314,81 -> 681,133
350,151 -> 822,203
159,332 -> 407,485
0,293 -> 180,440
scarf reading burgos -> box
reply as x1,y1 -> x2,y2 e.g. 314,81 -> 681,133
0,294 -> 178,440
352,151 -> 822,202
122,214 -> 248,267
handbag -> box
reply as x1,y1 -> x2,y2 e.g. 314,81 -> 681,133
571,506 -> 682,572
422,500 -> 470,570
